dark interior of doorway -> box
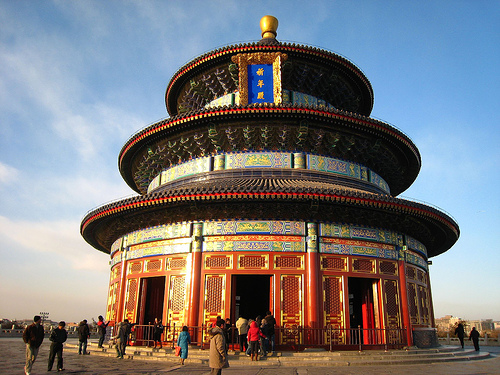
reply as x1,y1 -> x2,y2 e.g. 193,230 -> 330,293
137,276 -> 165,325
233,275 -> 271,322
348,277 -> 375,330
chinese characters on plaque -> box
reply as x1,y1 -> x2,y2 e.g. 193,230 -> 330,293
248,64 -> 274,104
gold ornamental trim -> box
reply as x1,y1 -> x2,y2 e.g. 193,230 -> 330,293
231,52 -> 288,106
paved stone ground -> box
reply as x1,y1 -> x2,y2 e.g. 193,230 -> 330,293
1,338 -> 499,375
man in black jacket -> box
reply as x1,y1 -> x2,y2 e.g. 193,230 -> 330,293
48,321 -> 68,371
77,320 -> 90,355
22,315 -> 45,375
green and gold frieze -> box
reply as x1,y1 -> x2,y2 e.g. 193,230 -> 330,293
320,223 -> 401,246
147,151 -> 390,194
320,237 -> 398,260
203,234 -> 305,252
203,220 -> 305,236
126,223 -> 191,246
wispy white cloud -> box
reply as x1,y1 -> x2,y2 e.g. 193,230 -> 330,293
0,215 -> 108,273
0,162 -> 19,185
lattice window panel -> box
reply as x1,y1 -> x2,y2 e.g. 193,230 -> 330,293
166,275 -> 186,341
111,264 -> 122,280
238,254 -> 268,269
125,278 -> 138,321
405,266 -> 416,280
205,255 -> 232,269
106,282 -> 119,322
323,276 -> 345,344
145,259 -> 162,272
274,255 -> 303,269
418,285 -> 430,325
379,261 -> 397,276
321,256 -> 347,271
383,279 -> 401,337
352,258 -> 375,273
407,282 -> 419,325
417,269 -> 425,283
168,257 -> 187,270
204,275 -> 225,315
129,261 -> 142,274
280,275 -> 302,345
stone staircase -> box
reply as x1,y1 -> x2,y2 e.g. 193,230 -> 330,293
65,343 -> 491,367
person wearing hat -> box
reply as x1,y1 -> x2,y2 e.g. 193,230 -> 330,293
22,315 -> 45,375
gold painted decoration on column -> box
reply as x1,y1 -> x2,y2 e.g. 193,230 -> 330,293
231,52 -> 287,106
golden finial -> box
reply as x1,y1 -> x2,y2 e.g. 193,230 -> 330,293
260,15 -> 279,39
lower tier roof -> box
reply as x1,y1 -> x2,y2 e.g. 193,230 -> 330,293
81,176 -> 459,258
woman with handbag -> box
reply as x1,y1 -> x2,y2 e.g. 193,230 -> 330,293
176,326 -> 191,365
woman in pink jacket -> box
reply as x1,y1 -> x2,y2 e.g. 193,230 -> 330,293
247,321 -> 266,361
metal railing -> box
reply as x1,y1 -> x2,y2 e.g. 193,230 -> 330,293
125,324 -> 407,351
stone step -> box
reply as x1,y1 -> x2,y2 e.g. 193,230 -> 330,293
64,344 -> 491,367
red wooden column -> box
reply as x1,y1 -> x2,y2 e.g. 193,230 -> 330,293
116,239 -> 128,323
306,223 -> 321,328
187,223 -> 203,328
398,246 -> 413,346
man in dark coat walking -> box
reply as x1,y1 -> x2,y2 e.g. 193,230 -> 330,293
469,327 -> 480,351
454,322 -> 465,348
23,315 -> 45,375
47,321 -> 68,371
77,319 -> 90,355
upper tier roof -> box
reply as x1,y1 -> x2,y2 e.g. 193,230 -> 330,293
165,42 -> 374,117
119,105 -> 420,196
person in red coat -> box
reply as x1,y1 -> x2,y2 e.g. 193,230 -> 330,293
247,321 -> 266,361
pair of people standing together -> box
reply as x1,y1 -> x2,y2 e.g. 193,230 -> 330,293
22,315 -> 67,374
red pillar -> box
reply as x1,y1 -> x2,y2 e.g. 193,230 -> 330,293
116,243 -> 128,323
187,223 -> 203,328
306,223 -> 321,328
398,247 -> 413,346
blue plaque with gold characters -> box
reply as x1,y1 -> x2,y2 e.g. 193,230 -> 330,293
248,64 -> 274,104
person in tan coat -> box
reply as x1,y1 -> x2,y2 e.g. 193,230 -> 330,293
209,320 -> 229,375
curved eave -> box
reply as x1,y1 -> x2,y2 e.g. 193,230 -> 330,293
81,189 -> 459,257
165,42 -> 374,116
118,105 -> 421,195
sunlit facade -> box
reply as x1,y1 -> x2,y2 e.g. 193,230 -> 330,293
81,16 -> 459,348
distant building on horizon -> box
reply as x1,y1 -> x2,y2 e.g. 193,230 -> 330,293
435,315 -> 499,334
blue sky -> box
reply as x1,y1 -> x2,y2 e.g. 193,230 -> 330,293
1,0 -> 499,323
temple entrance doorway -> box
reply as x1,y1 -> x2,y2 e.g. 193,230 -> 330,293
348,277 -> 380,344
232,275 -> 272,322
137,276 -> 166,325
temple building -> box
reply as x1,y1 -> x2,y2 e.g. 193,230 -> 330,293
81,16 -> 459,348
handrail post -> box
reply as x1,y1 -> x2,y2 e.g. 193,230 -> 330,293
384,327 -> 388,352
358,325 -> 362,352
329,325 -> 332,352
201,324 -> 204,350
171,323 -> 176,349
